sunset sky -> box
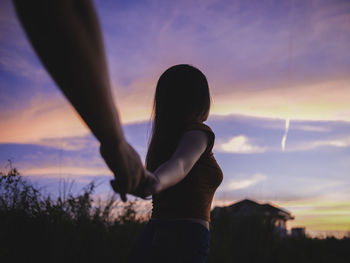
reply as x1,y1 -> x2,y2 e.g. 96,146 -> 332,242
1,0 -> 350,238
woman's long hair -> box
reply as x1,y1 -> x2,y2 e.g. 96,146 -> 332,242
146,64 -> 211,171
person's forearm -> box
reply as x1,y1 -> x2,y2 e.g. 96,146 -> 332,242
13,0 -> 124,145
154,158 -> 187,192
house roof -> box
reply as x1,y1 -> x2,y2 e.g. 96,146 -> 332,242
212,199 -> 294,221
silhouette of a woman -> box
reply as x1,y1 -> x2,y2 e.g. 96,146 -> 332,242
129,64 -> 223,263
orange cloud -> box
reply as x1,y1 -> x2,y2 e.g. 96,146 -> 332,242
116,75 -> 350,124
211,77 -> 350,122
0,95 -> 89,143
0,76 -> 156,144
1,75 -> 349,145
22,166 -> 111,178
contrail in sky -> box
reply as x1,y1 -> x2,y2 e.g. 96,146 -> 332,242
281,119 -> 290,151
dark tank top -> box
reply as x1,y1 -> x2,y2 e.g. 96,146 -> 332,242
151,122 -> 223,222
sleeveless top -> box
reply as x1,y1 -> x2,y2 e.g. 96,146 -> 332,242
151,122 -> 223,222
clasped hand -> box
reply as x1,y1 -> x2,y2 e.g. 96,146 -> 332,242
100,139 -> 160,201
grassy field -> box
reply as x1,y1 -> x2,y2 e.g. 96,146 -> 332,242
1,168 -> 349,263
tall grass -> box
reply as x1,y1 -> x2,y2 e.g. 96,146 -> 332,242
0,168 -> 145,263
1,167 -> 349,263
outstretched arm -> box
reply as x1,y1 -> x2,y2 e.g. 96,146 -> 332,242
144,130 -> 209,195
13,0 -> 146,200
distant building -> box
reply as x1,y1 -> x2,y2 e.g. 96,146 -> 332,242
211,199 -> 295,237
291,227 -> 306,237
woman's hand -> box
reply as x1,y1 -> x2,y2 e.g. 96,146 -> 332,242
111,170 -> 161,200
135,171 -> 161,198
100,139 -> 146,201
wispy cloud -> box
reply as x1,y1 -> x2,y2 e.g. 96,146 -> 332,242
216,135 -> 266,154
288,136 -> 350,151
37,136 -> 98,151
0,47 -> 47,81
223,173 -> 267,191
290,124 -> 331,133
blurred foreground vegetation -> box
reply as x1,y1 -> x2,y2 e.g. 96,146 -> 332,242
1,168 -> 349,263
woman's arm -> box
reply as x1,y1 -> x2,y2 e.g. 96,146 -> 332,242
148,130 -> 209,194
13,0 -> 146,201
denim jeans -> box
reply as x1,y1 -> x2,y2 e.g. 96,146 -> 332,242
128,219 -> 210,263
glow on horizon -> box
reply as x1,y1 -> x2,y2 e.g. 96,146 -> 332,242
281,200 -> 350,238
212,198 -> 350,238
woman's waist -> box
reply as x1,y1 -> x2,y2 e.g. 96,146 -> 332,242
152,197 -> 212,223
150,217 -> 209,230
